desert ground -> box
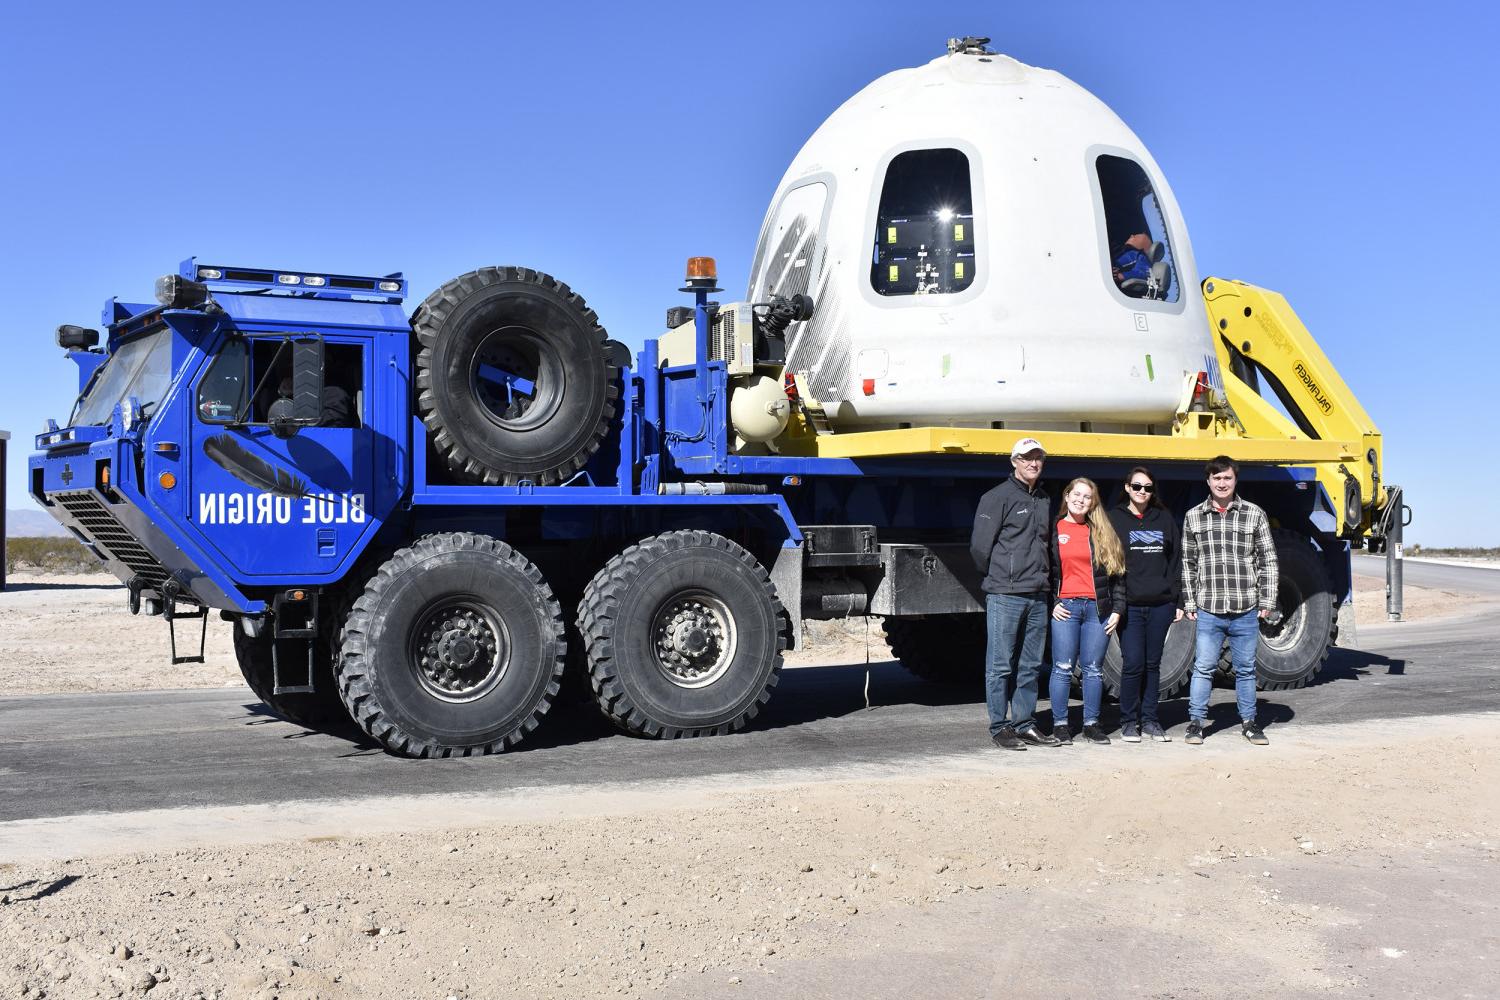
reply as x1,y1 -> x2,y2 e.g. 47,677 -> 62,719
2,568 -> 1496,1000
0,568 -> 1458,697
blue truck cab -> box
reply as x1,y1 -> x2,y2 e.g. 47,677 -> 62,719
33,260 -> 410,615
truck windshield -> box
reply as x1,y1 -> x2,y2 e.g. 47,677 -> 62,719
72,330 -> 174,426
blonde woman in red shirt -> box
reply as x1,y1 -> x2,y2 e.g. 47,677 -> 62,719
1048,478 -> 1127,745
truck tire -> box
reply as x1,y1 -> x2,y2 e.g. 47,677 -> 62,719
1255,531 -> 1335,689
233,626 -> 351,730
337,532 -> 566,757
578,530 -> 787,738
882,615 -> 985,684
1211,531 -> 1335,689
413,266 -> 619,486
1100,617 -> 1195,699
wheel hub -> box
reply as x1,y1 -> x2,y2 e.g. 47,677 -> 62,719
412,601 -> 509,703
651,592 -> 737,689
471,326 -> 561,431
1264,581 -> 1307,652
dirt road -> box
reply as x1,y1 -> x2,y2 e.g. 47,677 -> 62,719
2,567 -> 1496,999
2,713 -> 1497,1000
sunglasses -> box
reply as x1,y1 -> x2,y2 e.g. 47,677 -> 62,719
1127,482 -> 1155,493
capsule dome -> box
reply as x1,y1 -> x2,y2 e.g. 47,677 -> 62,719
746,44 -> 1216,432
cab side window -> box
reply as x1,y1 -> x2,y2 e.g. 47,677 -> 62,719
197,340 -> 249,422
1096,154 -> 1178,302
870,148 -> 976,297
197,338 -> 364,427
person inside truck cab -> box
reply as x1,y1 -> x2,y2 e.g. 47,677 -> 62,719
273,376 -> 356,428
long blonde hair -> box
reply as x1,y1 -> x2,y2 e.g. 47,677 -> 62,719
1061,477 -> 1125,576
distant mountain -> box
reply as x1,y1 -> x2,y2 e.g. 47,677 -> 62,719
7,508 -> 69,538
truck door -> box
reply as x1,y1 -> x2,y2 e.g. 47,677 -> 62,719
188,332 -> 377,581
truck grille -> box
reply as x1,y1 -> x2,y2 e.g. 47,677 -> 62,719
51,490 -> 172,593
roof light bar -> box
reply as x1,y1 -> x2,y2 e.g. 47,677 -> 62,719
187,263 -> 406,299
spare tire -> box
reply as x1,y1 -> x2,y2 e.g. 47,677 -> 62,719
413,266 -> 618,485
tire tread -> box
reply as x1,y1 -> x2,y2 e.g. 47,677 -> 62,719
336,532 -> 565,757
577,530 -> 787,739
412,267 -> 620,486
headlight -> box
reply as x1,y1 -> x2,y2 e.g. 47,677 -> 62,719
155,274 -> 210,308
56,324 -> 100,350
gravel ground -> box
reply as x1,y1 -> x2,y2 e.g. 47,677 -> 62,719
2,713 -> 1496,999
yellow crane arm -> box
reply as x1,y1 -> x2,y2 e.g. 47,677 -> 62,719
1201,277 -> 1387,536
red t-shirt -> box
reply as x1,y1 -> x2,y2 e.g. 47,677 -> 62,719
1057,519 -> 1095,599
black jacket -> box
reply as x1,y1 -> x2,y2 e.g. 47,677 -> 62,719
1106,503 -> 1184,608
1048,519 -> 1128,617
970,476 -> 1051,595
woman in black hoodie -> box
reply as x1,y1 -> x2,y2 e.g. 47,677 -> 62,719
1106,466 -> 1184,743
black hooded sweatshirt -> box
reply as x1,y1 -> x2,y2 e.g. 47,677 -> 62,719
1105,503 -> 1184,608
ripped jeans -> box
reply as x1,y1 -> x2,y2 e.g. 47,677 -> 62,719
1049,597 -> 1109,728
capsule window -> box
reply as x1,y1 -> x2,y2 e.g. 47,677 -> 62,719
748,181 -> 829,302
1097,154 -> 1178,302
870,148 -> 976,297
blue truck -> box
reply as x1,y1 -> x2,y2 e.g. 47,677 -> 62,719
28,42 -> 1405,757
28,253 -> 1396,757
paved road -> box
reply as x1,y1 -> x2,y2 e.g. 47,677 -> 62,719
1352,554 -> 1500,595
3,566 -> 1497,825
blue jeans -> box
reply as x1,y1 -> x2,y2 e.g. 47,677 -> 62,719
1049,597 -> 1108,728
1189,610 -> 1260,723
985,592 -> 1048,735
1118,602 -> 1175,727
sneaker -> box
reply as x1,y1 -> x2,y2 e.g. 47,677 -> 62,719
1017,725 -> 1061,748
1082,723 -> 1111,745
1185,720 -> 1205,745
991,726 -> 1027,751
1142,722 -> 1171,743
1241,721 -> 1269,746
1052,724 -> 1073,746
1121,723 -> 1141,743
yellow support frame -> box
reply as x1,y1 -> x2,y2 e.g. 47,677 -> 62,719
775,278 -> 1385,538
1201,278 -> 1385,535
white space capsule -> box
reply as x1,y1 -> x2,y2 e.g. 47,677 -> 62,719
746,40 -> 1218,433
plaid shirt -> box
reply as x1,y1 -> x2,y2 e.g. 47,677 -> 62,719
1180,496 -> 1278,615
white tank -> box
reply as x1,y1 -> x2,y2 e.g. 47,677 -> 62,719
746,42 -> 1219,433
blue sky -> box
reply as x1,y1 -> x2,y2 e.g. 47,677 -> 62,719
1,1 -> 1492,545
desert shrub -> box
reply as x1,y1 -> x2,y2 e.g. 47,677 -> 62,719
1406,545 -> 1500,559
5,536 -> 104,574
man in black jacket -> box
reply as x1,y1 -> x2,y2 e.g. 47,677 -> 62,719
969,438 -> 1060,750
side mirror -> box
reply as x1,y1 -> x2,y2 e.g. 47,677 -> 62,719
267,337 -> 325,438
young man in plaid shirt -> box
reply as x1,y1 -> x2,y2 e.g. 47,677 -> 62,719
1181,456 -> 1278,745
